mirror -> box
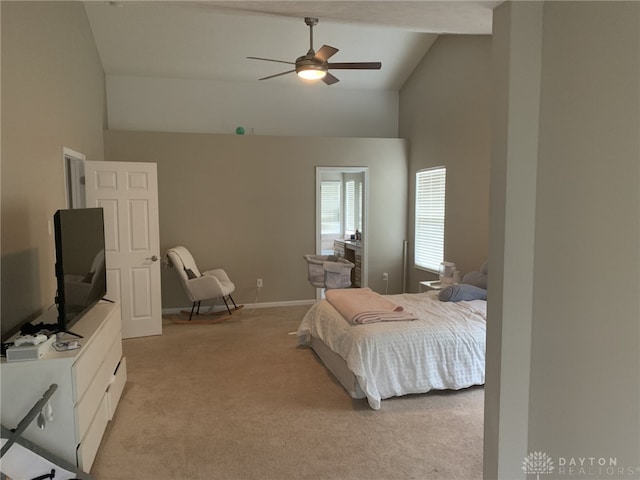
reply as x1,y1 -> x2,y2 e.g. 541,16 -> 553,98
316,167 -> 369,297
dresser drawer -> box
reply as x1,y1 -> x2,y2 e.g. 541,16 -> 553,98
75,334 -> 122,440
107,356 -> 127,420
77,393 -> 109,472
73,308 -> 121,401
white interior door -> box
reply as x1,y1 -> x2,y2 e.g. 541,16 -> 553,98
84,161 -> 162,338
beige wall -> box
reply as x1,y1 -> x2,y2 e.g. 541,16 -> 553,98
398,35 -> 492,292
484,2 -> 543,477
103,131 -> 408,308
530,0 -> 639,464
1,2 -> 106,332
105,74 -> 400,138
486,2 -> 640,477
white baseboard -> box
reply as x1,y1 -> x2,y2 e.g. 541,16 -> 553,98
162,299 -> 316,316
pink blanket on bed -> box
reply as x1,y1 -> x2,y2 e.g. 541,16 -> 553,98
325,287 -> 417,324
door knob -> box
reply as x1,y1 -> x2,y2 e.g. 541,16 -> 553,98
148,255 -> 159,262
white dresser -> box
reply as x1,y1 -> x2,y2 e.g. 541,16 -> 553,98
0,301 -> 126,471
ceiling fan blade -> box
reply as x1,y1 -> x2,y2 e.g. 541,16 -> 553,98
327,62 -> 382,70
314,45 -> 339,63
247,56 -> 295,65
322,72 -> 340,85
259,70 -> 296,81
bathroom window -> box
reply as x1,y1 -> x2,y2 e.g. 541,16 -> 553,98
321,181 -> 341,235
345,180 -> 355,233
344,179 -> 363,236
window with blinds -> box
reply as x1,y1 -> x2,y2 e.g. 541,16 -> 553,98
357,180 -> 363,233
414,167 -> 446,271
345,180 -> 364,236
345,180 -> 355,233
321,181 -> 341,235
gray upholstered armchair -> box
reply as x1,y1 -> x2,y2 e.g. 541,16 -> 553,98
166,246 -> 239,320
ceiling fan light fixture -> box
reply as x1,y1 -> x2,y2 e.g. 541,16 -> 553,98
296,64 -> 327,80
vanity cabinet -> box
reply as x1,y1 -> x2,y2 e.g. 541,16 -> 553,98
334,240 -> 362,287
0,301 -> 126,471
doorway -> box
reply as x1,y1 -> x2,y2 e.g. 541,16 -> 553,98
315,166 -> 369,296
63,152 -> 162,338
63,147 -> 86,208
84,161 -> 163,339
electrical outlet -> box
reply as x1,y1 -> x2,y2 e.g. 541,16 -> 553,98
257,278 -> 263,288
382,272 -> 388,281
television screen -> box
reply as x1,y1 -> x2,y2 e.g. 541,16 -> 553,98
54,208 -> 107,335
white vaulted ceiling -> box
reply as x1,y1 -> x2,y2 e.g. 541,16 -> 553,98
84,1 -> 499,92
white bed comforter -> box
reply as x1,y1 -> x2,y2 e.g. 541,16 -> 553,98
297,291 -> 486,410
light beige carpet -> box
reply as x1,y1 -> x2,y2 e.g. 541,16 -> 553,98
91,305 -> 484,480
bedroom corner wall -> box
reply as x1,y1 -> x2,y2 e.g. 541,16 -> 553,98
529,0 -> 640,467
398,35 -> 492,293
1,2 -> 106,328
484,2 -> 543,478
487,1 -> 640,477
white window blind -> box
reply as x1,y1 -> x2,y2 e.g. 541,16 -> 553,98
414,167 -> 446,271
345,180 -> 355,233
358,181 -> 363,232
321,181 -> 341,235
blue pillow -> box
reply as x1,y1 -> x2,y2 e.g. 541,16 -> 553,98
438,284 -> 487,302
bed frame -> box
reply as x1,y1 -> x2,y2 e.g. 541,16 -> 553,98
310,335 -> 366,400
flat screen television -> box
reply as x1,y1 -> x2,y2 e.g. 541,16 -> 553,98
54,207 -> 107,337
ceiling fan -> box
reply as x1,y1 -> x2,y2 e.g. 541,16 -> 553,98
247,17 -> 382,85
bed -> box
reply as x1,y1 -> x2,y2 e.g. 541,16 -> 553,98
296,289 -> 486,410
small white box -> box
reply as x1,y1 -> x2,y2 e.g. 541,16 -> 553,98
6,336 -> 55,362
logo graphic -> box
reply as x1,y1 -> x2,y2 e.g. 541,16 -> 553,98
523,451 -> 555,480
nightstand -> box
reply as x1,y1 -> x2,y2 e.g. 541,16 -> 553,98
419,280 -> 447,292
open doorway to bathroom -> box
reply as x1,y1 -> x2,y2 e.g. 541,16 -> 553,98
315,166 -> 369,296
